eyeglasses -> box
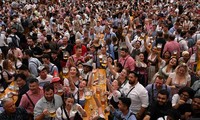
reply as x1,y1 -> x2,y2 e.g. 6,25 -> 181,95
181,93 -> 189,98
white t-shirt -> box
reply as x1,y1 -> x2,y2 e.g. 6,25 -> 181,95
37,74 -> 53,87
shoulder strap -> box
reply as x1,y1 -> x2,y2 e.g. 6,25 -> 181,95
128,112 -> 136,119
29,60 -> 38,67
25,93 -> 35,107
123,56 -> 130,67
165,85 -> 167,90
151,84 -> 154,102
126,87 -> 135,97
50,64 -> 55,73
62,106 -> 70,120
77,90 -> 80,104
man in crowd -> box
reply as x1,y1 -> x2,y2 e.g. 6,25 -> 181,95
146,75 -> 171,104
20,78 -> 43,120
0,98 -> 29,120
118,47 -> 135,71
111,97 -> 137,120
24,49 -> 42,77
184,96 -> 200,119
143,90 -> 172,120
15,73 -> 29,107
37,65 -> 53,87
34,83 -> 62,120
42,54 -> 58,76
121,71 -> 149,119
18,64 -> 36,84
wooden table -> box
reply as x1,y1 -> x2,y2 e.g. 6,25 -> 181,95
83,69 -> 109,120
0,82 -> 18,103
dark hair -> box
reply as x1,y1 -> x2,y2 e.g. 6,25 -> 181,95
42,54 -> 50,59
166,108 -> 181,120
157,31 -> 163,37
178,87 -> 195,99
135,40 -> 142,46
158,89 -> 170,99
29,78 -> 39,84
63,93 -> 75,106
18,65 -> 28,70
166,57 -> 177,68
120,47 -> 129,53
24,49 -> 33,57
155,75 -> 164,81
180,31 -> 187,37
116,62 -> 123,73
119,97 -> 131,108
76,45 -> 82,50
129,71 -> 140,78
193,96 -> 200,99
15,73 -> 26,81
43,83 -> 54,92
169,34 -> 175,41
64,93 -> 74,99
43,43 -> 50,50
69,66 -> 80,77
46,35 -> 52,41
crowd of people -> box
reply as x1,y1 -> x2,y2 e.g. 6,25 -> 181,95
0,0 -> 200,120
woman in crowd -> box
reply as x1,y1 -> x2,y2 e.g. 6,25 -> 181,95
135,52 -> 148,86
7,53 -> 22,69
65,66 -> 81,88
69,78 -> 87,108
55,93 -> 87,120
1,59 -> 16,89
107,58 -> 128,92
107,79 -> 121,109
166,63 -> 191,95
162,51 -> 171,63
153,56 -> 177,82
144,37 -> 159,82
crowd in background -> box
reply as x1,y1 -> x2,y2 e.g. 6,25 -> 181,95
0,0 -> 199,120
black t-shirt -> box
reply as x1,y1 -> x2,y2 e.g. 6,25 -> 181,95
147,101 -> 172,120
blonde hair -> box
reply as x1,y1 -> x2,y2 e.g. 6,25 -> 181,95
175,63 -> 189,77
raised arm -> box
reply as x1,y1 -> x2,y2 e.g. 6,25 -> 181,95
107,57 -> 117,77
87,70 -> 96,87
68,75 -> 76,91
144,37 -> 151,54
125,35 -> 133,53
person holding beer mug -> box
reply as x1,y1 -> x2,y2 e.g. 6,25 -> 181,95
55,93 -> 87,120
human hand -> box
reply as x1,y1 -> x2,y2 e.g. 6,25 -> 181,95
42,109 -> 49,115
184,112 -> 191,120
178,99 -> 186,105
109,104 -> 115,112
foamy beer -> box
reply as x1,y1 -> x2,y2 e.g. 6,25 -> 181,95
57,89 -> 63,96
173,50 -> 177,56
101,97 -> 106,105
101,60 -> 107,67
157,43 -> 162,51
85,88 -> 92,99
49,109 -> 56,117
99,55 -> 103,63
